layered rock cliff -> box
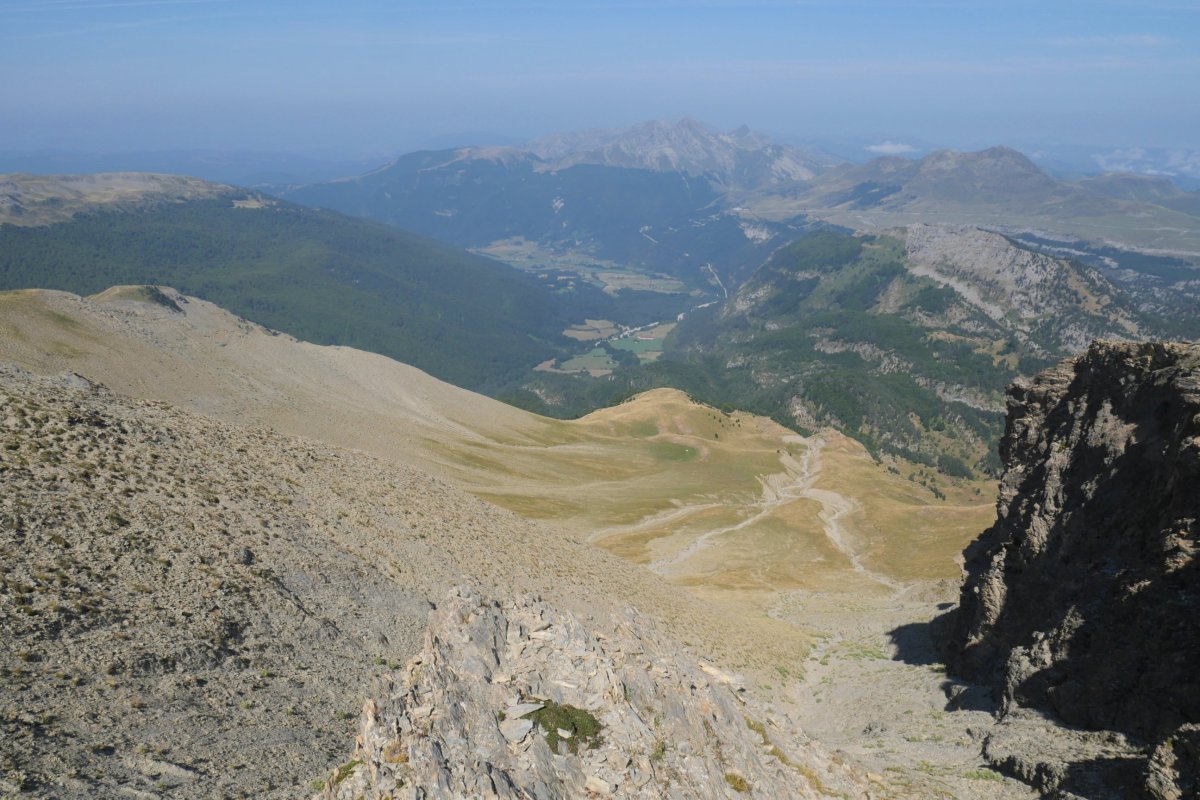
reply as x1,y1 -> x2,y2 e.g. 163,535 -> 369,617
944,340 -> 1200,794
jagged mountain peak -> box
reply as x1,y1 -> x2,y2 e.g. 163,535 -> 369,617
942,340 -> 1200,798
525,117 -> 837,189
792,143 -> 1071,214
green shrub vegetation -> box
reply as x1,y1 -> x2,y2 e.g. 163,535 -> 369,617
331,759 -> 361,786
522,699 -> 603,755
963,767 -> 1004,781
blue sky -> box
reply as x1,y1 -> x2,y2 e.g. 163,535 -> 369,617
2,0 -> 1198,154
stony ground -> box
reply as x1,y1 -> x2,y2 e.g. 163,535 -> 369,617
324,586 -> 870,800
0,366 -> 797,798
773,583 -> 1037,799
772,580 -> 1159,800
0,285 -> 982,680
0,366 -> 435,797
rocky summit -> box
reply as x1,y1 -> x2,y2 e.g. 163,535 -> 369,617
320,586 -> 867,800
943,340 -> 1200,797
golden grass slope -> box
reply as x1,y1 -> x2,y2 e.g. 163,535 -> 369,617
0,286 -> 994,655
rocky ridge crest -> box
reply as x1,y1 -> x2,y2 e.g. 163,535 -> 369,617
322,586 -> 867,800
903,224 -> 1142,350
525,118 -> 834,189
0,172 -> 259,226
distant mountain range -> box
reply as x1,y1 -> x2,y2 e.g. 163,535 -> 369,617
525,117 -> 840,190
283,121 -> 1200,286
514,224 -> 1200,473
5,122 -> 1200,472
758,145 -> 1200,255
273,121 -> 1200,468
282,125 -> 815,289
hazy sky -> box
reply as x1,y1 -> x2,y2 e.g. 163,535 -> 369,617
3,0 -> 1198,155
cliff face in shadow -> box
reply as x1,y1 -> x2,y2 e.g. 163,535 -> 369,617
943,340 -> 1200,794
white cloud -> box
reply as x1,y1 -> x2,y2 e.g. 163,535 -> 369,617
865,141 -> 917,155
1093,147 -> 1200,179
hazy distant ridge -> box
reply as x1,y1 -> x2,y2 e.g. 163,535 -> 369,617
526,117 -> 840,189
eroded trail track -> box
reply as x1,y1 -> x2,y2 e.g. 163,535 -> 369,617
638,435 -> 901,592
596,431 -> 1034,798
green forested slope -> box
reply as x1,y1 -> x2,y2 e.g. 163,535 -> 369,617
514,228 -> 1189,474
0,198 -> 619,390
513,232 -> 1017,471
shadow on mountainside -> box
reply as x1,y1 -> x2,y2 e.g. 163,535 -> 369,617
887,619 -> 942,666
888,614 -> 1000,714
887,614 -> 1154,798
1058,756 -> 1151,800
985,747 -> 1151,800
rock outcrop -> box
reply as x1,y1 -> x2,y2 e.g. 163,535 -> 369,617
944,340 -> 1200,794
1145,724 -> 1200,800
903,224 -> 1142,349
321,586 -> 867,800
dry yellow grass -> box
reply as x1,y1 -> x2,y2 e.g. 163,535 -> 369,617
0,286 -> 995,678
813,434 -> 995,583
